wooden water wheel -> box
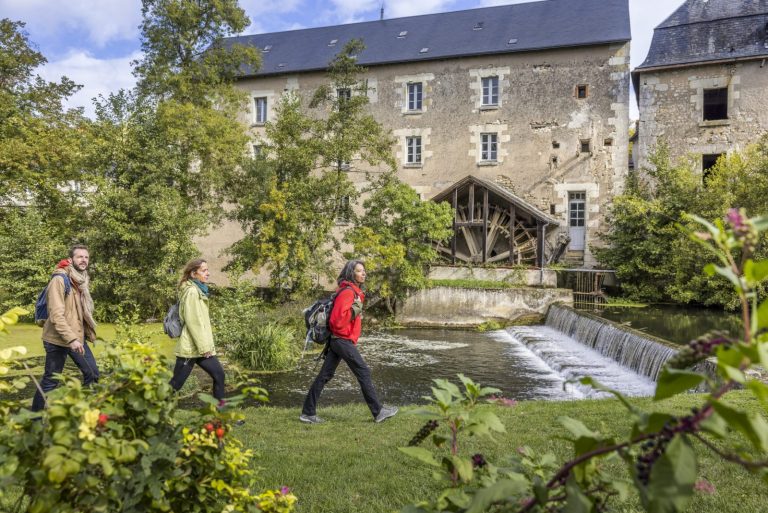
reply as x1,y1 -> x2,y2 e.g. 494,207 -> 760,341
437,204 -> 537,264
431,176 -> 558,267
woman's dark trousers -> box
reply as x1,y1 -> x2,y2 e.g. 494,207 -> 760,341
302,337 -> 382,417
31,341 -> 100,412
169,356 -> 226,400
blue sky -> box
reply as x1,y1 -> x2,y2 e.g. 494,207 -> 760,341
0,0 -> 681,119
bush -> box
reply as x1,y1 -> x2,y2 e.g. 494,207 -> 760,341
0,313 -> 297,513
211,276 -> 302,372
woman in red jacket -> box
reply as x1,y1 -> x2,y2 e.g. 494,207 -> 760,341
300,260 -> 398,424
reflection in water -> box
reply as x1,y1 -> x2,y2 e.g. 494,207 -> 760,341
592,305 -> 742,345
256,327 -> 657,409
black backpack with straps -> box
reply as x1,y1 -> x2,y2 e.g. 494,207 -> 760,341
303,286 -> 357,345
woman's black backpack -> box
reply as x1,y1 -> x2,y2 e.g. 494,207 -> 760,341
303,286 -> 354,345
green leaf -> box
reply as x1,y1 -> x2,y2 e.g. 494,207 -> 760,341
699,411 -> 728,438
745,259 -> 768,283
747,381 -> 768,410
757,298 -> 768,330
563,476 -> 593,513
654,368 -> 705,400
465,475 -> 529,513
576,377 -> 639,414
559,416 -> 598,440
751,215 -> 768,232
711,399 -> 768,451
634,412 -> 676,437
398,447 -> 441,467
645,436 -> 697,513
445,455 -> 474,483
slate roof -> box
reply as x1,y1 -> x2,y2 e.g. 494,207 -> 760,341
224,0 -> 630,78
636,0 -> 768,71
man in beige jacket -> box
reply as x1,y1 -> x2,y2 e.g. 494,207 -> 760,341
31,244 -> 99,412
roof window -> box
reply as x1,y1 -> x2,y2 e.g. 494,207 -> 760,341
328,39 -> 338,47
507,38 -> 518,45
277,63 -> 286,68
398,30 -> 408,38
473,22 -> 484,31
263,45 -> 272,52
419,47 -> 429,53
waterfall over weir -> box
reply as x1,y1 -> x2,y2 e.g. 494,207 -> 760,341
545,305 -> 678,382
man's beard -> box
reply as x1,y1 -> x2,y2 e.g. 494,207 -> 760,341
73,263 -> 88,272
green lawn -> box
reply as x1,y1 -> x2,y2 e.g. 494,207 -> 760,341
238,392 -> 767,513
2,322 -> 173,359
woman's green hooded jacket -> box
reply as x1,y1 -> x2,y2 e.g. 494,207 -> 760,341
175,280 -> 215,357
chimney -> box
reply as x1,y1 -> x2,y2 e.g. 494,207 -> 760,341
380,4 -> 384,20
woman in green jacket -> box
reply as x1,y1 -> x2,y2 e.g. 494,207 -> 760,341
169,258 -> 225,401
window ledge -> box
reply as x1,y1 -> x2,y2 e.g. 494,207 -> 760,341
477,160 -> 499,167
404,110 -> 424,116
479,105 -> 499,111
699,119 -> 730,128
250,123 -> 266,128
404,163 -> 423,168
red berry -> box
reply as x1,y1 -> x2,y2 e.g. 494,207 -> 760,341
205,423 -> 214,432
98,413 -> 109,426
215,427 -> 225,439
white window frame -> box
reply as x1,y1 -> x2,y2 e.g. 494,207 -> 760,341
480,133 -> 498,161
407,82 -> 423,111
254,97 -> 267,124
406,136 -> 422,164
481,76 -> 499,106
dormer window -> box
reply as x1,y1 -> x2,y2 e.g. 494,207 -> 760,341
263,45 -> 272,53
398,30 -> 408,38
328,39 -> 338,47
473,22 -> 484,31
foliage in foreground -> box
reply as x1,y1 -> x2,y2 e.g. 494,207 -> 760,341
402,209 -> 768,512
0,312 -> 296,513
597,139 -> 768,309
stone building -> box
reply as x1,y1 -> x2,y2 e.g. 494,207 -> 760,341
198,0 -> 631,279
633,0 -> 768,175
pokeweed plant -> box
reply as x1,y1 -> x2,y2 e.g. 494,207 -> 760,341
401,208 -> 768,513
0,316 -> 296,513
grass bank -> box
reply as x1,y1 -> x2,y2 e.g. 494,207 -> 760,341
238,391 -> 766,513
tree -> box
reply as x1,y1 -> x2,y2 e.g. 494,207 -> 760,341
345,172 -> 453,313
79,0 -> 262,317
597,137 -> 768,308
229,40 -> 396,296
0,19 -> 88,202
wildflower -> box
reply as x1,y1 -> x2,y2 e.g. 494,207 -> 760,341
692,231 -> 712,241
694,479 -> 716,494
489,395 -> 518,407
280,486 -> 291,495
725,208 -> 745,231
78,409 -> 101,441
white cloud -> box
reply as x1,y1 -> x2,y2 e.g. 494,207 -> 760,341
39,50 -> 141,117
382,0 -> 459,18
0,0 -> 142,48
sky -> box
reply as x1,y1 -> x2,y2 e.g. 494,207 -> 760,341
0,0 -> 682,119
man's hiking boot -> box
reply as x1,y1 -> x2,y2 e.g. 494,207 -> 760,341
299,414 -> 324,424
375,405 -> 398,423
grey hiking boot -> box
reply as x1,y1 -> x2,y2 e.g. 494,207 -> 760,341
299,414 -> 324,424
375,405 -> 398,423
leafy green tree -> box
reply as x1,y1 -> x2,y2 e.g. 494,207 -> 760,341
78,0 -> 262,317
229,40 -> 395,296
0,19 -> 88,202
0,19 -> 87,312
346,172 -> 453,313
597,138 -> 768,309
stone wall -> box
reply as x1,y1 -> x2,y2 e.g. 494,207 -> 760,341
397,286 -> 573,327
636,59 -> 768,172
427,265 -> 558,288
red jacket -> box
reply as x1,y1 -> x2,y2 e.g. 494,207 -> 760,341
328,281 -> 365,344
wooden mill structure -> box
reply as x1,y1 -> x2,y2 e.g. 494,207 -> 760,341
431,176 -> 560,268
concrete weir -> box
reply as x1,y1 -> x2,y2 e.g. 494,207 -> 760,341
398,286 -> 573,327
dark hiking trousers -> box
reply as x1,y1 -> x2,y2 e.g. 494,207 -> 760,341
31,341 -> 100,412
169,355 -> 226,400
302,337 -> 382,418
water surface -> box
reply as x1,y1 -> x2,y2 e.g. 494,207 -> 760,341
257,327 -> 657,409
